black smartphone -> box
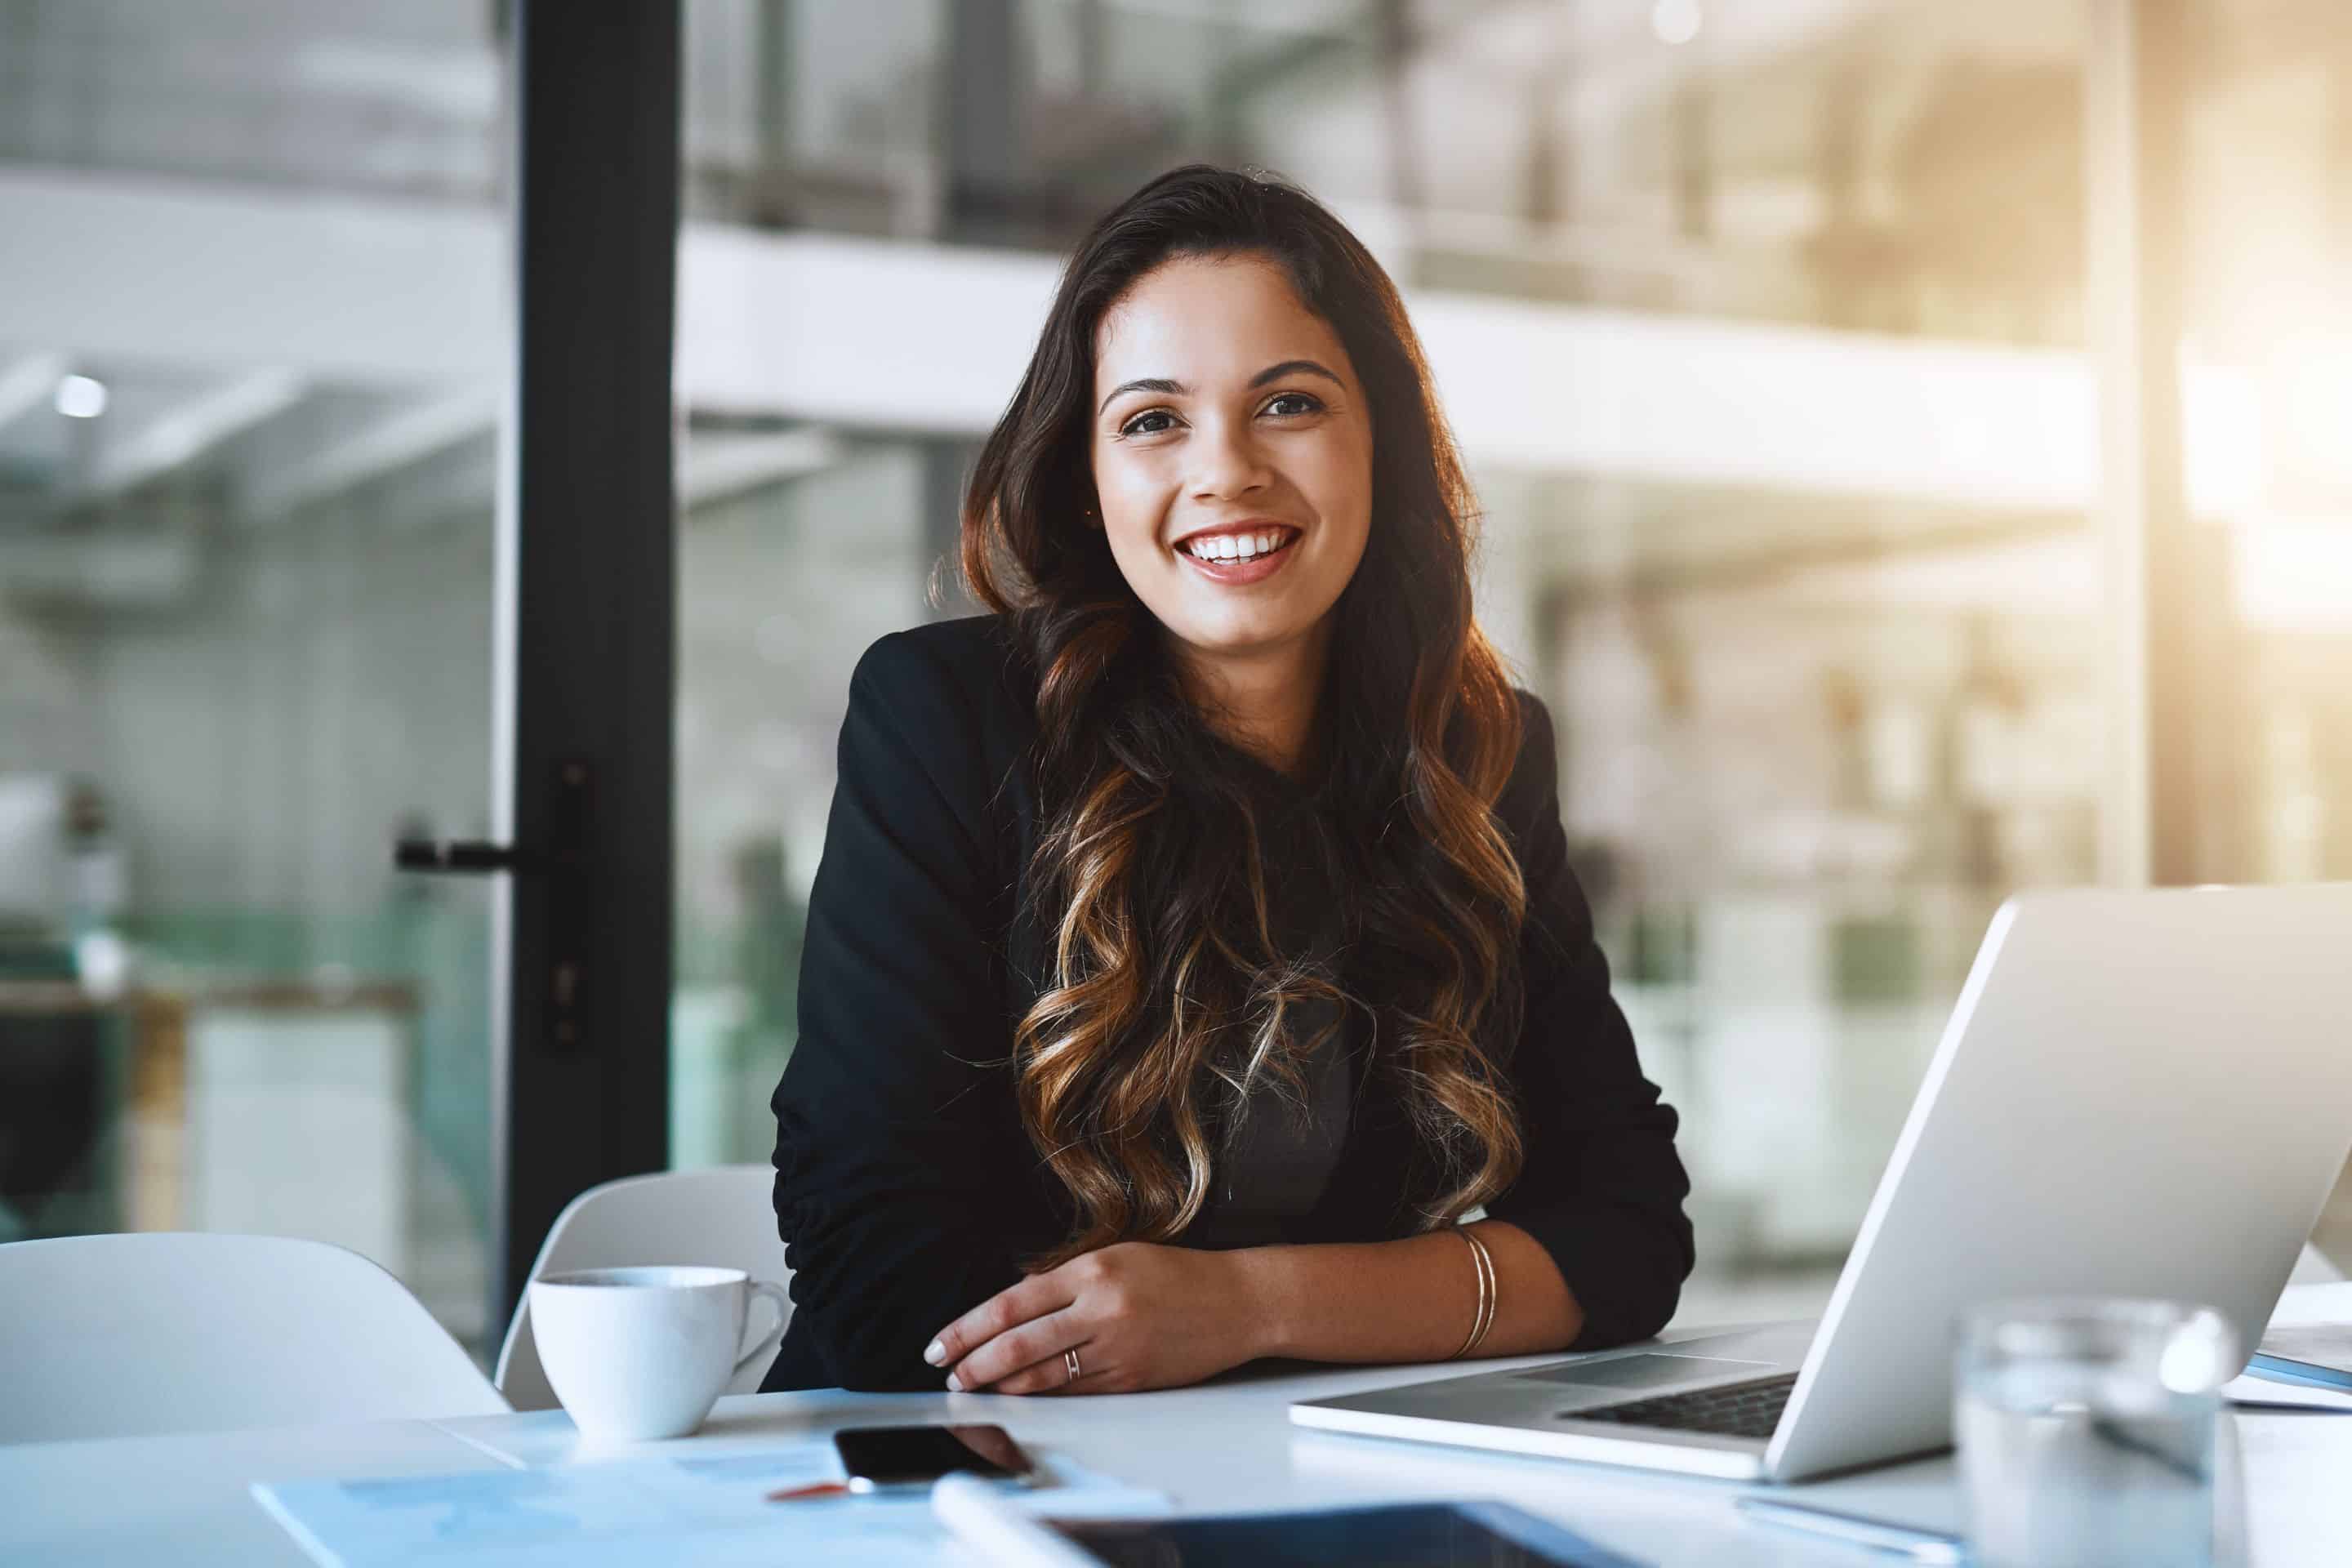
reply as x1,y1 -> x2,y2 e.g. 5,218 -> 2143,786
832,1423 -> 1036,1492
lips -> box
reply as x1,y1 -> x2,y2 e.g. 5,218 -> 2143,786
1172,523 -> 1303,586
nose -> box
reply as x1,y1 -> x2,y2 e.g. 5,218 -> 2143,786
1187,413 -> 1271,501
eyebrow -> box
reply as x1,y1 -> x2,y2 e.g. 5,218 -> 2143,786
1096,359 -> 1345,415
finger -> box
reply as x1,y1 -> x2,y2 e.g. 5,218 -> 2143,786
950,1306 -> 1086,1392
989,1345 -> 1110,1396
1037,1365 -> 1124,1396
928,1273 -> 1074,1372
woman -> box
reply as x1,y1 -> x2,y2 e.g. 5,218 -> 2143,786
764,165 -> 1691,1396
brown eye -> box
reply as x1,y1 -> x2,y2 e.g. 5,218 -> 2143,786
1120,409 -> 1178,437
1263,393 -> 1323,418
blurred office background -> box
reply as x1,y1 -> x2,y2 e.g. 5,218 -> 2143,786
2,0 -> 2347,1358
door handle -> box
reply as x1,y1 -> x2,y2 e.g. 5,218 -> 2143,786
393,758 -> 593,1054
394,840 -> 535,873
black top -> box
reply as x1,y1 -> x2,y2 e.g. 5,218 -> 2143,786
1183,752 -> 1365,1252
763,616 -> 1694,1393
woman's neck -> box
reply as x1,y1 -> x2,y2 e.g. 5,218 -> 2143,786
1173,622 -> 1333,776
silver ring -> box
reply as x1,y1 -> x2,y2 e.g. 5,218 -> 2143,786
1063,1347 -> 1083,1383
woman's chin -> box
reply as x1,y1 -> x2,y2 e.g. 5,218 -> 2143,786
1165,609 -> 1327,666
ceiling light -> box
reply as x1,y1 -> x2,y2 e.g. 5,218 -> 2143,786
55,374 -> 109,419
1651,0 -> 1702,46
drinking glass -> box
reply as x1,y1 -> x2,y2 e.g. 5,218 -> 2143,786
1958,1298 -> 2237,1568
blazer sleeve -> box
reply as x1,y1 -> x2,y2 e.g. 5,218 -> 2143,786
768,630 -> 1038,1391
1483,693 -> 1696,1348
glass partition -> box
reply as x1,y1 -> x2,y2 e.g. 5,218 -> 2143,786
0,0 -> 509,1356
2176,0 -> 2352,1264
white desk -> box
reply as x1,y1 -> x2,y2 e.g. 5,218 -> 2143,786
0,1418 -> 506,1566
7,1339 -> 2352,1566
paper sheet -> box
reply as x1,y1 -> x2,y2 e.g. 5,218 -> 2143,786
253,1441 -> 1167,1567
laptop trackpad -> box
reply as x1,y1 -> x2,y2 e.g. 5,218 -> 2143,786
1517,1352 -> 1778,1393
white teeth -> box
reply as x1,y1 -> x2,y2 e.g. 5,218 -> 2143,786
1184,530 -> 1294,562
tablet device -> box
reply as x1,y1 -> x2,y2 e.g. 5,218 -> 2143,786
1053,1500 -> 1643,1567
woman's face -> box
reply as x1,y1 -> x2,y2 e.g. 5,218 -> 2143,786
1089,255 -> 1374,668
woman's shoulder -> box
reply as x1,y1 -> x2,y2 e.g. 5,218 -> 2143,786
844,614 -> 1039,800
850,614 -> 1036,721
1494,687 -> 1561,837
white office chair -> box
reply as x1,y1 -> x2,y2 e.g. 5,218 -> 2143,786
494,1165 -> 791,1410
0,1232 -> 508,1446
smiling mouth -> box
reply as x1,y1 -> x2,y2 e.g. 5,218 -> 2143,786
1174,526 -> 1301,564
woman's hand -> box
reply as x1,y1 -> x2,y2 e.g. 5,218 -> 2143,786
924,1242 -> 1272,1396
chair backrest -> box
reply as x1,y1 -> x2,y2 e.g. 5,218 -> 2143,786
495,1165 -> 790,1410
0,1232 -> 509,1446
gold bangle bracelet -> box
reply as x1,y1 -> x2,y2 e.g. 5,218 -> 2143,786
1452,1226 -> 1497,1360
1464,1227 -> 1497,1355
1450,1228 -> 1480,1359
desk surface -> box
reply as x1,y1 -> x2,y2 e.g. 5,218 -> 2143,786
7,1329 -> 2350,1566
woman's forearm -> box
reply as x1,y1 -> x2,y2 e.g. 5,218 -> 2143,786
1230,1219 -> 1584,1365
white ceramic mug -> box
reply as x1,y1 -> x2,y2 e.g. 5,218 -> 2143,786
528,1265 -> 791,1443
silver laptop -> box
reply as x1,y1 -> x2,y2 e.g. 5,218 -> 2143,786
1293,884 -> 2352,1482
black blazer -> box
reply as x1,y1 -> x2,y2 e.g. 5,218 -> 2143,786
764,615 -> 1693,1392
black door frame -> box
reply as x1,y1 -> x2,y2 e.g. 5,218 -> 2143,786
492,0 -> 681,1325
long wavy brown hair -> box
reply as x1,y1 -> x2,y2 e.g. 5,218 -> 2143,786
963,165 -> 1528,1267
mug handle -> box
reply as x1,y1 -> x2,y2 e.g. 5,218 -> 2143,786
734,1280 -> 792,1375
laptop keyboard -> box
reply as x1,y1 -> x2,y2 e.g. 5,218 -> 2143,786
1565,1371 -> 1798,1441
